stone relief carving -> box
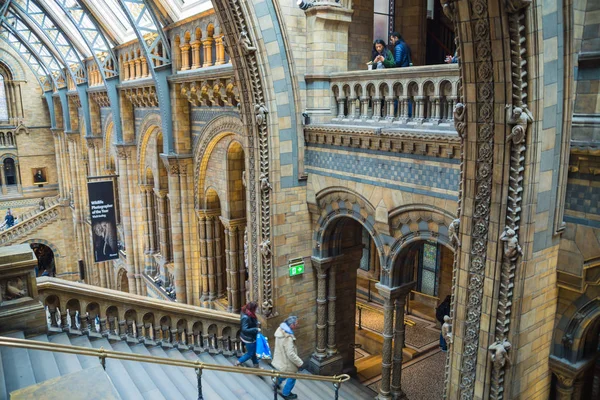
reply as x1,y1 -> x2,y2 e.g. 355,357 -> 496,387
259,172 -> 272,192
453,102 -> 466,139
489,1 -> 532,399
212,0 -> 275,317
240,30 -> 256,54
448,218 -> 461,248
1,276 -> 27,300
259,240 -> 271,257
500,227 -> 522,261
488,339 -> 512,370
457,0 -> 496,398
254,103 -> 268,126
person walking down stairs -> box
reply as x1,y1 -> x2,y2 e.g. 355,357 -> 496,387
235,301 -> 261,368
272,316 -> 305,400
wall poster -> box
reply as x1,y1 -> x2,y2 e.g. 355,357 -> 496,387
88,180 -> 118,263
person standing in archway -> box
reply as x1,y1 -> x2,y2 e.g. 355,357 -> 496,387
235,301 -> 261,368
436,295 -> 451,352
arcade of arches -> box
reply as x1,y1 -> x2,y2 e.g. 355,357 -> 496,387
0,0 -> 599,399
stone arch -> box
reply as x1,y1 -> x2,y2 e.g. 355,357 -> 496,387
116,267 -> 129,293
0,51 -> 26,81
0,153 -> 17,163
313,187 -> 387,269
387,205 -> 457,287
21,239 -> 61,258
137,114 -> 162,181
193,114 -> 244,208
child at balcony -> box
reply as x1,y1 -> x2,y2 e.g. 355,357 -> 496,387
371,39 -> 396,69
235,301 -> 261,368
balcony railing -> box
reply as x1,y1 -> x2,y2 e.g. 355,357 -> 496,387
38,277 -> 241,353
322,64 -> 460,127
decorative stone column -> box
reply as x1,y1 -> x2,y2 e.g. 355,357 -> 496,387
221,217 -> 245,313
155,189 -> 169,260
391,284 -> 414,399
116,145 -> 136,294
214,35 -> 226,65
336,97 -> 346,119
326,264 -> 337,355
376,283 -> 414,400
360,96 -> 369,120
191,41 -> 201,69
372,97 -> 382,121
202,38 -> 214,67
180,44 -> 191,71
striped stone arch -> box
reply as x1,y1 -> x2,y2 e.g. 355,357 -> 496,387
0,153 -> 17,163
313,187 -> 390,271
386,204 -> 457,285
0,55 -> 25,81
136,112 -> 162,181
21,238 -> 61,258
192,114 -> 244,209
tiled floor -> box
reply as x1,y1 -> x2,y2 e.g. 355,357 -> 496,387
366,350 -> 446,400
356,307 -> 440,350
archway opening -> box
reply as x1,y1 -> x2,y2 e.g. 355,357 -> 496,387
316,216 -> 380,376
30,243 -> 56,277
119,269 -> 129,293
3,157 -> 16,185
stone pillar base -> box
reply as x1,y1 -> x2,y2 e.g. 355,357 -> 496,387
308,353 -> 344,376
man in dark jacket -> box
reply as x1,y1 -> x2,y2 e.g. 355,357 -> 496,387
390,32 -> 412,68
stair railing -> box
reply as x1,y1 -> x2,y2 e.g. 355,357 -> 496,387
0,335 -> 351,400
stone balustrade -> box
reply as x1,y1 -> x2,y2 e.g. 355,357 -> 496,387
321,64 -> 460,126
37,277 -> 242,354
0,198 -> 62,243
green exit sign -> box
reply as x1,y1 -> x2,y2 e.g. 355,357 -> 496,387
289,258 -> 305,277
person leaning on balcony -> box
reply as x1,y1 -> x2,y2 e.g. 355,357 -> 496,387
272,316 -> 307,400
372,39 -> 396,69
390,32 -> 412,67
235,301 -> 261,368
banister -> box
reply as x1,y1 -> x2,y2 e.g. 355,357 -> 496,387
0,336 -> 350,384
37,277 -> 239,323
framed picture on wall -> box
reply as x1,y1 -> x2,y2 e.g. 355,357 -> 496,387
32,167 -> 48,185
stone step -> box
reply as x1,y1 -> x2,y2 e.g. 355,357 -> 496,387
183,350 -> 255,400
28,335 -> 61,384
211,353 -> 273,399
109,340 -> 166,400
162,348 -> 225,400
146,345 -> 205,400
68,334 -> 102,370
257,360 -> 329,400
344,378 -> 377,399
129,343 -> 187,400
47,333 -> 83,376
0,331 -> 36,398
89,337 -> 144,400
298,369 -> 364,400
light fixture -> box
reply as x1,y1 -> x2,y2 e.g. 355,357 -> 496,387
297,0 -> 313,10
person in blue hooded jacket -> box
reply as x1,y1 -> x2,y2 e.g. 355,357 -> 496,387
390,32 -> 412,68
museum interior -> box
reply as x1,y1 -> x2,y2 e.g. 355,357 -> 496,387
0,0 -> 599,399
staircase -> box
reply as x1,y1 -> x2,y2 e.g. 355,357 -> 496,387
0,330 -> 376,400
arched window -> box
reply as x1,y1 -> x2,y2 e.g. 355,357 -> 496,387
0,75 -> 8,121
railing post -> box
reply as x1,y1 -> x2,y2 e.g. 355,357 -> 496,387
271,375 -> 279,400
99,347 -> 106,370
196,367 -> 203,400
358,306 -> 362,330
333,382 -> 340,400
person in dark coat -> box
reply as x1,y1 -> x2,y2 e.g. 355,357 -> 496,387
436,295 -> 451,351
390,32 -> 412,68
235,301 -> 261,368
